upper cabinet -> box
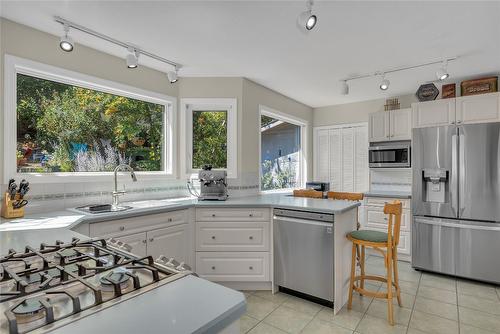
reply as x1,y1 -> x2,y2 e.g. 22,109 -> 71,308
369,108 -> 411,142
456,92 -> 500,124
412,99 -> 455,128
412,92 -> 500,128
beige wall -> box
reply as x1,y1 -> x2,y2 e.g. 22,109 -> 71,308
313,94 -> 417,127
242,79 -> 313,181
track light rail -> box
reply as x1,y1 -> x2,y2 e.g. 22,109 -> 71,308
54,16 -> 181,69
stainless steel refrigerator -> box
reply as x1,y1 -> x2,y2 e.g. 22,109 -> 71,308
412,122 -> 500,284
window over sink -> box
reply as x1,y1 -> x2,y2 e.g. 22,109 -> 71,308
4,55 -> 176,182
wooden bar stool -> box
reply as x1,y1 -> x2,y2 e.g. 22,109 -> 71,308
327,192 -> 364,229
346,201 -> 403,326
293,189 -> 323,198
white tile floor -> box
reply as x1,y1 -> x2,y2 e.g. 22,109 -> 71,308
239,255 -> 500,334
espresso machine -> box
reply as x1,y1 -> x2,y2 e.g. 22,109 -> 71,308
198,165 -> 228,201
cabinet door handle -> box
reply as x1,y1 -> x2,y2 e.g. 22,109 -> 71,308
211,266 -> 216,270
142,240 -> 147,244
249,213 -> 253,217
211,214 -> 216,217
249,236 -> 254,240
249,266 -> 253,270
119,226 -> 125,231
168,218 -> 173,222
211,236 -> 216,240
149,238 -> 154,242
451,121 -> 456,124
457,120 -> 462,124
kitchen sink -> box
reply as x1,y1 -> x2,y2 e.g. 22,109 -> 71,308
73,204 -> 132,214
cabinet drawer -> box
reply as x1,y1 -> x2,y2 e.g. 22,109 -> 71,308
196,221 -> 269,252
89,210 -> 188,238
365,197 -> 410,209
196,208 -> 270,222
365,228 -> 410,256
195,252 -> 270,281
366,207 -> 411,232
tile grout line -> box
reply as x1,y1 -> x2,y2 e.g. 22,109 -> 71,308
405,271 -> 422,334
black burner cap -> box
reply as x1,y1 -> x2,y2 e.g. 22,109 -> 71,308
100,271 -> 129,285
12,298 -> 45,315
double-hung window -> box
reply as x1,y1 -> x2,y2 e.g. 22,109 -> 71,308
3,55 -> 176,183
180,98 -> 238,178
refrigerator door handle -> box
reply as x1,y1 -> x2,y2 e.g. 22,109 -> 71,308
416,218 -> 500,231
451,133 -> 458,216
459,132 -> 466,217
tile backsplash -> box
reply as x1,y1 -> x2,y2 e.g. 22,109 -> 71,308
1,172 -> 261,215
370,168 -> 412,193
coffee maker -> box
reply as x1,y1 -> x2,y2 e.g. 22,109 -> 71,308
198,165 -> 228,201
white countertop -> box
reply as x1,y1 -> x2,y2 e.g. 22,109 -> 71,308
0,193 -> 360,233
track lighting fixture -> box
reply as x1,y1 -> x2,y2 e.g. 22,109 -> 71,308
167,69 -> 178,84
126,48 -> 139,69
298,0 -> 318,31
340,80 -> 349,95
379,74 -> 390,91
59,24 -> 74,52
436,60 -> 449,81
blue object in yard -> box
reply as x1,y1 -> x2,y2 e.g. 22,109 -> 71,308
70,143 -> 88,158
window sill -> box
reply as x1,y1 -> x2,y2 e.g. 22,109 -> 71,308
10,172 -> 178,184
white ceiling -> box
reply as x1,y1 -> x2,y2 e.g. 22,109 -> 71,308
1,1 -> 499,108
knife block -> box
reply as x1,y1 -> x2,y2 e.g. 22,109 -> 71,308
1,192 -> 25,218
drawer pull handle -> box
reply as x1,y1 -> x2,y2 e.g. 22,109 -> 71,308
119,226 -> 125,231
212,266 -> 216,270
249,266 -> 253,270
249,236 -> 254,240
168,218 -> 173,222
249,214 -> 253,217
212,214 -> 216,217
211,236 -> 216,240
149,238 -> 154,242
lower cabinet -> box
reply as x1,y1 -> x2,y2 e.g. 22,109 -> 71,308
195,208 -> 271,284
89,209 -> 193,266
195,252 -> 270,281
147,224 -> 190,263
362,197 -> 412,259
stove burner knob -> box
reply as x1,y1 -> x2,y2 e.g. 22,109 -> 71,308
176,262 -> 192,271
122,244 -> 133,252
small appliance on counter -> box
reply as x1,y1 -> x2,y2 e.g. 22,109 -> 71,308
1,179 -> 30,218
305,182 -> 330,198
198,165 -> 228,201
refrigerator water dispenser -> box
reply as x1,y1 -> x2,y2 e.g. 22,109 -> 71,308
422,169 -> 448,203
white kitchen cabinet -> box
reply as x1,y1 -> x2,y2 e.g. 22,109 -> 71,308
313,124 -> 369,192
369,109 -> 411,142
456,92 -> 500,124
196,208 -> 269,222
116,232 -> 147,257
147,224 -> 191,264
412,99 -> 456,128
362,196 -> 412,259
196,252 -> 270,282
390,108 -> 412,140
196,221 -> 270,252
369,111 -> 390,142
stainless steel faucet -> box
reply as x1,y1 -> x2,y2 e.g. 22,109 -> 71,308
112,164 -> 137,209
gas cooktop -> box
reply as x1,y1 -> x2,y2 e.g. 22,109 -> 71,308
0,238 -> 192,334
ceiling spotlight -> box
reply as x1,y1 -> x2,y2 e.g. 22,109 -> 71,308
59,24 -> 74,52
436,60 -> 449,81
379,74 -> 390,91
167,69 -> 178,84
126,48 -> 139,69
298,0 -> 318,31
340,80 -> 349,95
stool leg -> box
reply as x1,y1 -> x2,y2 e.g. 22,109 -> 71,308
347,243 -> 356,309
386,250 -> 394,325
392,247 -> 402,307
360,246 -> 365,292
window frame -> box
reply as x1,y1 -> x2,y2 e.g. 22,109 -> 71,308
3,55 -> 177,184
258,105 -> 308,193
180,98 -> 238,179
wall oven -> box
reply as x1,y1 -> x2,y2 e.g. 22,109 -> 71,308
369,142 -> 410,168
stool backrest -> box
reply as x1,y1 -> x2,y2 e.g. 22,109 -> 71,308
293,189 -> 323,198
327,192 -> 364,201
383,201 -> 403,246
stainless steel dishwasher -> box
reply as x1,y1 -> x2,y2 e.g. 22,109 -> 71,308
273,208 -> 334,306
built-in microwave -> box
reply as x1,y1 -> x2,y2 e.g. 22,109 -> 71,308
368,142 -> 411,168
